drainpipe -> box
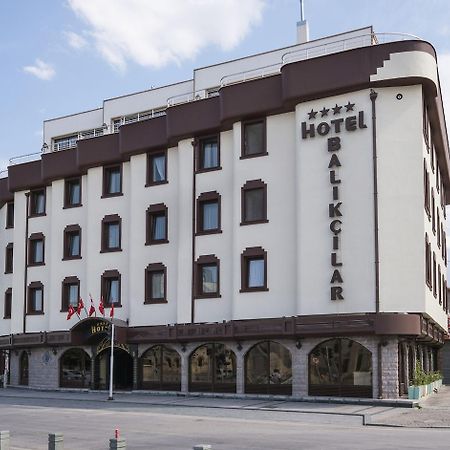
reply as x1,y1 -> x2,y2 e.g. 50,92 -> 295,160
191,140 -> 197,323
22,192 -> 30,334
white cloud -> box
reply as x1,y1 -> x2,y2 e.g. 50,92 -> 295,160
23,59 -> 56,80
67,0 -> 265,71
64,31 -> 88,50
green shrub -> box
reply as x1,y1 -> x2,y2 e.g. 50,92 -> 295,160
410,360 -> 442,386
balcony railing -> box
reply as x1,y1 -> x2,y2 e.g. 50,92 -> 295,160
9,152 -> 42,166
112,108 -> 167,133
52,127 -> 106,152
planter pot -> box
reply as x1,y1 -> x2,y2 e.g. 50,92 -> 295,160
408,386 -> 421,400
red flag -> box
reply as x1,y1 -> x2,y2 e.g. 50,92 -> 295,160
99,297 -> 105,317
66,305 -> 75,320
77,298 -> 84,315
109,302 -> 115,318
88,298 -> 96,317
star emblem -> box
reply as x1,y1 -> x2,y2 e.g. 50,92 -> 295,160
320,107 -> 329,117
344,101 -> 355,112
332,104 -> 342,115
308,109 -> 318,120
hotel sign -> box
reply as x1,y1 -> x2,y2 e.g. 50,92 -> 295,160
301,102 -> 367,301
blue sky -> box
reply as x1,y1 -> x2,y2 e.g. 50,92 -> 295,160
1,0 -> 450,167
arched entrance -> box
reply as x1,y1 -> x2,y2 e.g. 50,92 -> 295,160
189,343 -> 236,393
140,345 -> 181,391
19,351 -> 29,386
309,338 -> 372,398
245,341 -> 292,395
60,348 -> 91,389
95,347 -> 133,390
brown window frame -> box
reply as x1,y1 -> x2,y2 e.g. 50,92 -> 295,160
61,276 -> 80,312
146,204 -> 168,245
240,247 -> 268,293
4,288 -> 11,319
4,243 -> 13,274
63,224 -> 82,260
424,160 -> 430,217
195,255 -> 220,299
196,191 -> 221,235
64,177 -> 82,208
5,202 -> 14,229
431,143 -> 435,173
146,150 -> 168,186
425,234 -> 432,289
29,189 -> 46,217
423,100 -> 430,152
101,214 -> 122,253
101,270 -> 122,308
27,281 -> 44,315
196,135 -> 221,173
241,179 -> 268,226
28,232 -> 45,266
241,118 -> 267,159
431,189 -> 436,233
438,266 -> 442,305
433,252 -> 437,298
102,164 -> 123,198
145,263 -> 167,304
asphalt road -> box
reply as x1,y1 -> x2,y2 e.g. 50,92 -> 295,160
0,393 -> 449,449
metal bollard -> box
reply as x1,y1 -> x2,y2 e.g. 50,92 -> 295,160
193,446 -> 212,450
48,433 -> 64,450
109,438 -> 126,449
0,431 -> 10,450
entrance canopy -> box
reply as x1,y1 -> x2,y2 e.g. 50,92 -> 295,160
70,317 -> 128,345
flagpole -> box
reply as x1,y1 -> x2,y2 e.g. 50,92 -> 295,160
108,320 -> 115,401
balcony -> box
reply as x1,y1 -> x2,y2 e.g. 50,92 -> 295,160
112,108 -> 167,133
52,126 -> 106,152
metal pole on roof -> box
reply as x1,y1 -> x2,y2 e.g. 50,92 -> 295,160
300,0 -> 305,22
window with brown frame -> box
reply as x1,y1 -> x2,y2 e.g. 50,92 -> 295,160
5,202 -> 14,228
146,151 -> 167,186
29,189 -> 46,216
437,167 -> 440,193
101,270 -> 121,307
423,102 -> 430,151
27,281 -> 44,314
425,234 -> 432,290
4,243 -> 13,274
64,177 -> 82,208
196,135 -> 220,172
433,252 -> 437,298
102,164 -> 122,197
240,247 -> 268,292
61,276 -> 80,312
195,255 -> 220,298
63,225 -> 81,260
101,215 -> 122,252
241,118 -> 267,158
28,233 -> 45,266
241,179 -> 268,225
431,144 -> 435,173
424,161 -> 430,216
146,204 -> 168,245
437,209 -> 441,248
432,189 -> 436,233
145,263 -> 167,304
197,192 -> 221,235
4,288 -> 11,319
438,266 -> 442,305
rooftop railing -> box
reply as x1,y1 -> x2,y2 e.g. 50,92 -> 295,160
52,126 -> 106,152
112,108 -> 167,133
9,151 -> 42,166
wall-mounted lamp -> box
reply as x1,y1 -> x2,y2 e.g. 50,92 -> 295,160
295,339 -> 302,349
51,347 -> 58,356
181,344 -> 187,353
41,142 -> 48,152
236,341 -> 243,351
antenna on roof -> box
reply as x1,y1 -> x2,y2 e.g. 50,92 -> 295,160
297,0 -> 309,44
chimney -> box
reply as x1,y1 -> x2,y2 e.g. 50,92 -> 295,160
296,0 -> 309,44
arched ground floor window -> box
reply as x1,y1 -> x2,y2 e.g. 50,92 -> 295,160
19,351 -> 29,386
245,341 -> 292,395
60,348 -> 91,389
140,345 -> 181,391
309,338 -> 372,398
95,347 -> 133,390
189,343 -> 236,393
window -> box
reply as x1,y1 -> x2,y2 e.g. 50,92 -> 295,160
101,270 -> 121,307
64,177 -> 82,208
241,118 -> 267,158
28,233 -> 45,266
433,252 -> 437,298
423,102 -> 430,151
29,189 -> 46,216
102,165 -> 122,197
425,234 -> 432,289
196,255 -> 220,298
437,210 -> 441,248
431,144 -> 435,173
241,179 -> 268,225
145,263 -> 167,304
28,282 -> 44,314
438,266 -> 442,305
63,225 -> 81,259
241,247 -> 268,292
197,192 -> 221,234
61,277 -> 80,312
197,136 -> 220,172
146,204 -> 168,245
4,288 -> 11,319
432,189 -> 436,232
147,151 -> 167,186
4,243 -> 13,274
5,202 -> 14,228
101,215 -> 122,252
424,160 -> 430,216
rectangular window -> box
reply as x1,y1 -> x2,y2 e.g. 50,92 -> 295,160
102,273 -> 121,306
424,161 -> 430,216
425,235 -> 432,289
29,189 -> 46,216
433,252 -> 437,297
4,289 -> 11,319
431,144 -> 435,172
248,258 -> 265,288
145,264 -> 167,304
241,247 -> 268,292
28,234 -> 44,266
5,202 -> 14,228
28,283 -> 43,314
146,204 -> 168,245
439,266 -> 442,305
103,165 -> 122,197
195,256 -> 220,298
242,119 -> 266,158
147,151 -> 167,186
63,226 -> 81,259
432,190 -> 436,232
198,136 -> 220,171
61,278 -> 80,312
242,180 -> 267,225
101,216 -> 121,252
64,177 -> 82,207
4,243 -> 13,274
197,192 -> 221,234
